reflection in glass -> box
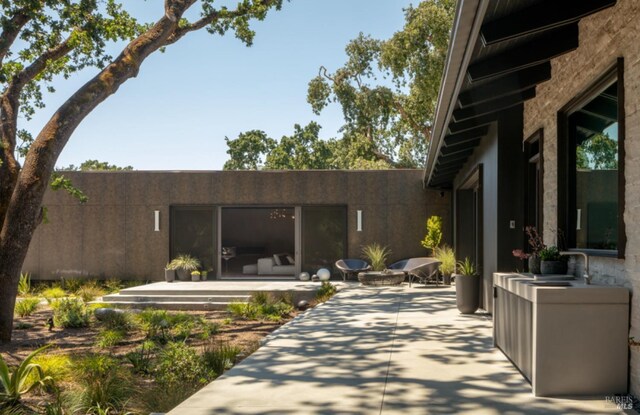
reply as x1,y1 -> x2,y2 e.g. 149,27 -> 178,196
170,207 -> 216,271
302,206 -> 347,275
570,81 -> 618,250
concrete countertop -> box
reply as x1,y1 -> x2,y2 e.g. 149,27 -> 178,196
493,272 -> 629,304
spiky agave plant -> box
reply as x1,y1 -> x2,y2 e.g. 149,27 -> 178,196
0,345 -> 53,406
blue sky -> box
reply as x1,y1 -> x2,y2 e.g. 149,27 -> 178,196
25,1 -> 415,170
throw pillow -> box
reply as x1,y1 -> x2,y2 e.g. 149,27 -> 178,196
286,255 -> 295,265
273,254 -> 282,266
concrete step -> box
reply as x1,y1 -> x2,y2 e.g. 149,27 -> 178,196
102,294 -> 251,303
97,300 -> 232,311
114,289 -> 271,296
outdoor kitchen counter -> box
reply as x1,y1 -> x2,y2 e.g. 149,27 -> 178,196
493,272 -> 630,397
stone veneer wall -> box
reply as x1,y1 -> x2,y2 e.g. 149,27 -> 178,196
23,169 -> 451,282
522,0 -> 640,395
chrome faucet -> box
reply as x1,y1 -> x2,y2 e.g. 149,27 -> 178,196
560,251 -> 590,284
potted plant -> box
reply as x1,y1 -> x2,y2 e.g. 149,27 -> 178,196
538,246 -> 568,275
167,254 -> 201,281
433,245 -> 455,285
201,270 -> 208,281
454,257 -> 479,314
164,263 -> 175,283
361,243 -> 391,271
191,270 -> 201,281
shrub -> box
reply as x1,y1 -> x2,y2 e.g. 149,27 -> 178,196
42,287 -> 66,303
0,345 -> 52,406
95,329 -> 125,348
76,284 -> 105,303
421,215 -> 443,252
63,355 -> 132,414
52,298 -> 90,328
137,309 -> 171,341
100,310 -> 134,332
125,340 -> 156,375
155,342 -> 208,389
17,273 -> 31,296
227,293 -> 293,322
198,319 -> 219,340
30,353 -> 72,385
202,341 -> 242,376
61,278 -> 84,293
103,278 -> 122,294
362,243 -> 391,271
316,281 -> 337,303
14,297 -> 40,318
433,245 -> 456,277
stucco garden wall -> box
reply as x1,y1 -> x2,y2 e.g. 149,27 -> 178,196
22,169 -> 450,282
522,0 -> 640,395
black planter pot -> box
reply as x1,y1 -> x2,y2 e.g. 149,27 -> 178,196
164,269 -> 175,282
528,255 -> 541,274
540,260 -> 567,275
443,273 -> 452,286
455,274 -> 479,314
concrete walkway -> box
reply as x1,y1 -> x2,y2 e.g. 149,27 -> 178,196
168,285 -> 625,415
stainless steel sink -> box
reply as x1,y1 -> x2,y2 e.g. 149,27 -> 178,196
529,281 -> 573,287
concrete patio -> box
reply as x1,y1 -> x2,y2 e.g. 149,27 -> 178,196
167,285 -> 627,414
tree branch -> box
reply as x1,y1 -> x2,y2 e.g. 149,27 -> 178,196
0,7 -> 35,69
393,100 -> 431,142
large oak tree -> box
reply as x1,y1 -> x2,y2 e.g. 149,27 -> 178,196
0,0 -> 284,343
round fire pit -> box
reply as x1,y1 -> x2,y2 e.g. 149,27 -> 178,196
357,271 -> 405,286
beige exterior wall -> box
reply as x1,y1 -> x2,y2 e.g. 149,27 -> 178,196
23,170 -> 450,282
522,0 -> 640,394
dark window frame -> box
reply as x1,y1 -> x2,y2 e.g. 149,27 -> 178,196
524,128 -> 544,234
557,58 -> 626,258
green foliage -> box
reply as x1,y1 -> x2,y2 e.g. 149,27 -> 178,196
61,278 -> 84,293
539,246 -> 562,261
0,345 -> 52,406
137,383 -> 199,414
76,284 -> 105,303
227,292 -> 293,322
224,122 -> 338,170
456,258 -> 476,276
315,281 -> 337,303
14,298 -> 40,318
95,329 -> 125,348
202,341 -> 242,376
307,1 -> 455,168
50,173 -> 88,204
137,309 -> 171,341
167,254 -> 201,273
361,243 -> 391,271
42,287 -> 66,303
576,132 -> 618,170
63,355 -> 132,414
29,353 -> 72,385
223,130 -> 276,170
421,216 -> 443,251
58,160 -> 133,171
100,310 -> 134,332
155,342 -> 208,389
52,298 -> 90,328
103,278 -> 123,294
17,273 -> 31,296
433,245 -> 456,277
125,340 -> 156,375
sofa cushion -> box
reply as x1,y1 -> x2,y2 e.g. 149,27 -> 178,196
286,255 -> 295,265
273,265 -> 296,275
273,254 -> 282,266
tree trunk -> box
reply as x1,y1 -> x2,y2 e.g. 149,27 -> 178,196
0,1 -> 193,343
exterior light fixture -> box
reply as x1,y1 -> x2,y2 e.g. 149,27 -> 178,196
357,210 -> 363,232
154,210 -> 160,232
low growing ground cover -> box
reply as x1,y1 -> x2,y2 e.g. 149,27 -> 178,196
1,281 -> 338,414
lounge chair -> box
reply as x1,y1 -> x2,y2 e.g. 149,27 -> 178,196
335,259 -> 371,281
387,257 -> 442,287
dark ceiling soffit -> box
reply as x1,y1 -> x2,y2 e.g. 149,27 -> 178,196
437,156 -> 470,169
448,112 -> 497,135
458,62 -> 551,108
452,87 -> 536,122
467,23 -> 579,83
440,138 -> 481,156
429,176 -> 455,187
443,125 -> 489,147
480,0 -> 616,46
434,165 -> 462,176
438,148 -> 474,163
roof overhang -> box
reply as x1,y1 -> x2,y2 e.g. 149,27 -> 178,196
423,0 -> 617,189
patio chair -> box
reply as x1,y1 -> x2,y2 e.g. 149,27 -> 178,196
387,257 -> 442,287
335,259 -> 371,281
